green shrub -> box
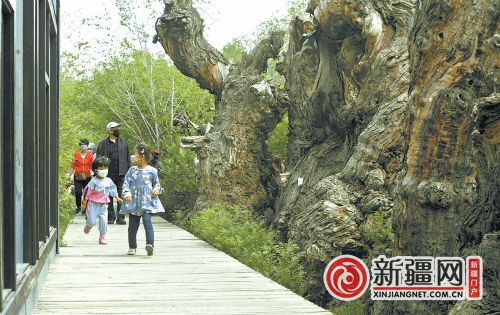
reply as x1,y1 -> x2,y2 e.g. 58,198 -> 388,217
186,203 -> 306,295
159,128 -> 199,193
364,210 -> 394,259
58,177 -> 75,246
173,208 -> 186,225
329,299 -> 364,315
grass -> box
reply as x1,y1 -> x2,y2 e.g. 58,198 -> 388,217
328,299 -> 365,315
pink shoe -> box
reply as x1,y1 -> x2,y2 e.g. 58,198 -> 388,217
99,234 -> 107,245
84,225 -> 92,234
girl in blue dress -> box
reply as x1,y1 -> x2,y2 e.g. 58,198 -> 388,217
120,142 -> 164,256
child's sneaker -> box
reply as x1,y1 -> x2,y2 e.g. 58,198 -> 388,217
145,244 -> 154,256
83,225 -> 92,234
99,234 -> 107,245
127,248 -> 136,255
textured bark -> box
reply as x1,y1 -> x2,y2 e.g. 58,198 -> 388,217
183,74 -> 290,214
156,0 -> 290,215
376,1 -> 500,313
272,0 -> 414,306
272,0 -> 500,312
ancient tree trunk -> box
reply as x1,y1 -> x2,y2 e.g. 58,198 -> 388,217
382,1 -> 500,314
272,0 -> 414,305
156,0 -> 290,215
271,0 -> 500,313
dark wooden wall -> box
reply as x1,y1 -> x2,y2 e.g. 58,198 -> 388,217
0,0 -> 60,313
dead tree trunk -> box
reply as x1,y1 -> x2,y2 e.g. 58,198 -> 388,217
382,1 -> 500,314
271,0 -> 414,306
155,0 -> 230,98
155,0 -> 290,215
271,0 -> 500,313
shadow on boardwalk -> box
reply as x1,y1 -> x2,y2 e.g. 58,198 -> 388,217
33,215 -> 333,314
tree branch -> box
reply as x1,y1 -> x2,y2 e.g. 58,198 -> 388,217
155,0 -> 230,98
240,30 -> 286,74
180,135 -> 207,149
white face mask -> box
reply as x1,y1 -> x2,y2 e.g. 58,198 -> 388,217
96,169 -> 108,178
130,155 -> 137,163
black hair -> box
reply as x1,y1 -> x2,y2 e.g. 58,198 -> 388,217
134,142 -> 161,168
79,138 -> 89,146
92,157 -> 111,174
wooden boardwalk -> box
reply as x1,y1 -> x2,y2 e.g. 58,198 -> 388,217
33,215 -> 332,314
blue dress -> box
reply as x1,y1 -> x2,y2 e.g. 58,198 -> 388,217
120,166 -> 165,216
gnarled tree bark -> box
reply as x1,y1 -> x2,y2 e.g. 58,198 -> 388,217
271,0 -> 414,306
272,0 -> 500,313
378,1 -> 500,314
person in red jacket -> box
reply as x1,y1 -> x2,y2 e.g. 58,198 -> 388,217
68,138 -> 94,214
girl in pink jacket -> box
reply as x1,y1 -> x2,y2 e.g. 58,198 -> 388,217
82,157 -> 123,244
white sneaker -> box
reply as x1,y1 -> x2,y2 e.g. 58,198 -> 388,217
146,244 -> 154,256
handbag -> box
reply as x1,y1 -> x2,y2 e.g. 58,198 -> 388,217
75,172 -> 87,181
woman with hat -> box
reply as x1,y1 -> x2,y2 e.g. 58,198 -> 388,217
96,122 -> 131,224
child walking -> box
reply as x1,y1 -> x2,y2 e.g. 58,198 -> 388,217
82,157 -> 123,244
120,142 -> 164,256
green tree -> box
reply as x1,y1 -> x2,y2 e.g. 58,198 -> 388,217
221,36 -> 251,63
90,49 -> 214,192
59,0 -> 215,206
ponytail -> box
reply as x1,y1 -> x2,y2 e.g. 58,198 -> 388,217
150,150 -> 161,168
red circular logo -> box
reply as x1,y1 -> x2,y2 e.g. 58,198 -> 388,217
324,255 -> 369,301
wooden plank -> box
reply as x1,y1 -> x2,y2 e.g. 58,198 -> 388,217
33,216 -> 332,314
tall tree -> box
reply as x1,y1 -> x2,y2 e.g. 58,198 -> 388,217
273,0 -> 500,313
376,0 -> 500,314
